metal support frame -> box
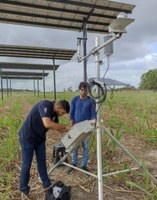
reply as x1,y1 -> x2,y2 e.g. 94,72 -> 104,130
103,126 -> 157,183
78,33 -> 121,63
83,18 -> 87,82
33,79 -> 36,96
9,78 -> 12,97
0,68 -> 3,100
47,34 -> 157,199
43,70 -> 46,99
48,122 -> 157,199
53,58 -> 56,101
6,77 -> 9,97
37,79 -> 39,97
95,37 -> 103,200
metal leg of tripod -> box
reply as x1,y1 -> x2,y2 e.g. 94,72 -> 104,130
48,151 -> 71,175
103,126 -> 157,184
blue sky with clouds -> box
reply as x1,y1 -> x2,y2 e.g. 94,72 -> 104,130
0,0 -> 157,92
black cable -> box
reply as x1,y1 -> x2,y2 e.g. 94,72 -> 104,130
88,80 -> 107,104
87,80 -> 108,152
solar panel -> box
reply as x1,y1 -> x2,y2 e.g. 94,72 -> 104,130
0,0 -> 135,34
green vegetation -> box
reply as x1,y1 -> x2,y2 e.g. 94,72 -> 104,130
102,90 -> 157,143
0,90 -> 157,199
0,96 -> 23,200
139,69 -> 157,90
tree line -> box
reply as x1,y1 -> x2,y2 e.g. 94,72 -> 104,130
139,69 -> 157,90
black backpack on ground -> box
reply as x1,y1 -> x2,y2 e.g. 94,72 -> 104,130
45,181 -> 71,200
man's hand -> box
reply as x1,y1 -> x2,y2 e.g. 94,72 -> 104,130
59,125 -> 71,137
64,125 -> 71,132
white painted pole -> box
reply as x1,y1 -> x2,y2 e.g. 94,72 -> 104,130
95,36 -> 104,200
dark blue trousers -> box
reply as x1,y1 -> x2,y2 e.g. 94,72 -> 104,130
19,136 -> 51,195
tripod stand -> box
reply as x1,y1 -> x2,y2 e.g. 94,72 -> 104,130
47,117 -> 157,198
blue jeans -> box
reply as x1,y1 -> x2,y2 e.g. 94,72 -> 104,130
72,136 -> 89,167
19,136 -> 51,195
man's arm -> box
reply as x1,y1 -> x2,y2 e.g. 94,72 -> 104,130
70,119 -> 74,127
42,117 -> 69,132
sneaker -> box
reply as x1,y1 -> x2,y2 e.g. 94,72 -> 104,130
81,166 -> 90,177
67,164 -> 76,174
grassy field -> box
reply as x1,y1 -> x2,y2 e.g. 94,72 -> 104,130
0,90 -> 157,199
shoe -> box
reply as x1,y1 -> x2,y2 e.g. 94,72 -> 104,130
81,166 -> 90,177
67,164 -> 76,174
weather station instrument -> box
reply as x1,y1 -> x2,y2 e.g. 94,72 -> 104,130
48,13 -> 157,200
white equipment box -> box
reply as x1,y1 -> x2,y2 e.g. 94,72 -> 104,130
61,120 -> 95,151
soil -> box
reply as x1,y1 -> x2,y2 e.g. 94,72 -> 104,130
2,97 -> 157,200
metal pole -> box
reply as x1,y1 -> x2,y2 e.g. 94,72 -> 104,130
53,58 -> 56,101
6,77 -> 9,97
37,79 -> 39,97
43,70 -> 45,99
78,33 -> 120,63
83,18 -> 87,82
9,78 -> 12,97
0,68 -> 3,100
33,79 -> 35,96
95,36 -> 103,200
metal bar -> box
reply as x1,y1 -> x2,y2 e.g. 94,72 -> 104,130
9,78 -> 12,97
95,36 -> 103,200
6,77 -> 9,97
48,153 -> 70,175
53,59 -> 56,101
43,70 -> 46,99
0,68 -> 3,100
1,71 -> 49,76
103,127 -> 157,183
0,52 -> 73,60
0,50 -> 75,57
62,162 -> 98,178
2,76 -> 43,80
0,48 -> 76,55
0,62 -> 59,70
102,167 -> 140,177
33,79 -> 35,96
83,18 -> 87,82
78,33 -> 121,63
37,79 -> 39,97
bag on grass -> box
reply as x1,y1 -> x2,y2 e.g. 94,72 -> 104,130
45,181 -> 71,200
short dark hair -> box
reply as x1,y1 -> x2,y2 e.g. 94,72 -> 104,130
57,100 -> 70,113
78,81 -> 89,90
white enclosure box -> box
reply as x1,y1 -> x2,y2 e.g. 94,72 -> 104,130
61,120 -> 95,151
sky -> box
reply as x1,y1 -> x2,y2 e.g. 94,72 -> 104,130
0,0 -> 157,92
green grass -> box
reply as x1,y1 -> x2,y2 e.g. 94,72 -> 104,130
1,90 -> 157,199
102,90 -> 157,143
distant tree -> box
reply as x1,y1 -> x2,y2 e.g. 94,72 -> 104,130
139,69 -> 157,90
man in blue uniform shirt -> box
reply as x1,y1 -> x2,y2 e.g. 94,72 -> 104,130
67,82 -> 96,174
19,99 -> 70,198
